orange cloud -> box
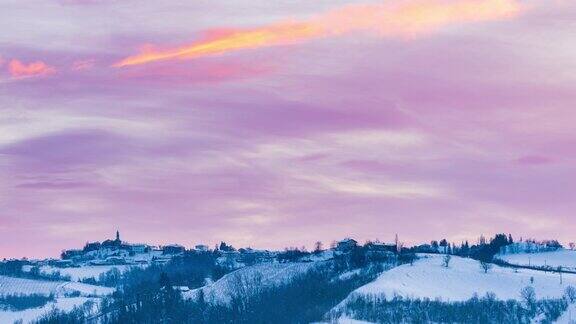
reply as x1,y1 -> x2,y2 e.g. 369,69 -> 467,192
8,59 -> 56,78
115,22 -> 322,67
115,0 -> 523,67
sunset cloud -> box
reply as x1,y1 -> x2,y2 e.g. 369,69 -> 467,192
296,174 -> 450,199
118,59 -> 272,84
1,0 -> 576,258
71,58 -> 96,71
7,59 -> 56,78
115,0 -> 523,67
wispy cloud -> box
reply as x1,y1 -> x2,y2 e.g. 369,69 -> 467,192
115,0 -> 523,67
516,155 -> 554,166
295,173 -> 450,199
2,0 -> 576,257
0,108 -> 168,149
7,59 -> 56,78
71,58 -> 96,71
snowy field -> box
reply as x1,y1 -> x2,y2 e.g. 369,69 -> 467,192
0,275 -> 114,297
36,265 -> 135,281
331,318 -> 374,324
0,297 -> 95,323
497,249 -> 576,270
184,262 -> 317,304
556,303 -> 576,324
340,254 -> 576,303
0,275 -> 112,323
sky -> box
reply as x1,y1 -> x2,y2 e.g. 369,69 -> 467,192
1,0 -> 575,258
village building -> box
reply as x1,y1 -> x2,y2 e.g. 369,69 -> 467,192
336,238 -> 358,252
162,244 -> 185,255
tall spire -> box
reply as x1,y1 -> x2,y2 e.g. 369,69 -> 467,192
116,230 -> 120,242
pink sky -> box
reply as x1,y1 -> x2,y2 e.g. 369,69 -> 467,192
1,0 -> 575,258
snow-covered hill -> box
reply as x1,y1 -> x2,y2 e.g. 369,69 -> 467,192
335,254 -> 575,306
329,254 -> 576,323
497,249 -> 576,271
0,297 -> 95,324
31,264 -> 135,281
0,275 -> 113,323
0,275 -> 113,297
184,262 -> 317,305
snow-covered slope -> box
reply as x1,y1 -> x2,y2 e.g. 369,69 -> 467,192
334,317 -> 374,324
63,281 -> 115,296
339,254 -> 575,303
0,297 -> 95,324
0,275 -> 112,322
497,249 -> 576,270
184,262 -> 317,304
34,265 -> 135,281
0,275 -> 114,297
555,303 -> 576,324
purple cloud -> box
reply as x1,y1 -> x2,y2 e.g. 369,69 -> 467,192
516,155 -> 554,166
1,0 -> 576,258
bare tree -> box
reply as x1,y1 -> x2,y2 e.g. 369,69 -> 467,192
442,255 -> 452,268
480,261 -> 492,273
565,286 -> 576,303
520,286 -> 536,310
314,241 -> 323,254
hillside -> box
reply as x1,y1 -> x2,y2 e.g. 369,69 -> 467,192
0,297 -> 95,324
28,265 -> 135,281
5,234 -> 576,323
0,275 -> 113,297
337,254 -> 574,303
184,262 -> 317,305
0,275 -> 113,323
327,254 -> 576,322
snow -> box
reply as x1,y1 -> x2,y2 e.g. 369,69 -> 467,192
35,265 -> 135,281
304,250 -> 335,262
498,250 -> 576,271
337,269 -> 363,281
556,303 -> 576,324
61,281 -> 114,296
0,275 -> 114,297
0,276 -> 112,322
71,249 -> 165,266
0,297 -> 95,324
0,276 -> 64,296
335,317 -> 375,324
183,262 -> 316,304
313,317 -> 375,324
341,254 -> 576,303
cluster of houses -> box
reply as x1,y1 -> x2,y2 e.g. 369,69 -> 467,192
55,232 -> 400,268
499,240 -> 563,255
335,238 -> 399,261
59,231 -> 211,267
217,247 -> 276,266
